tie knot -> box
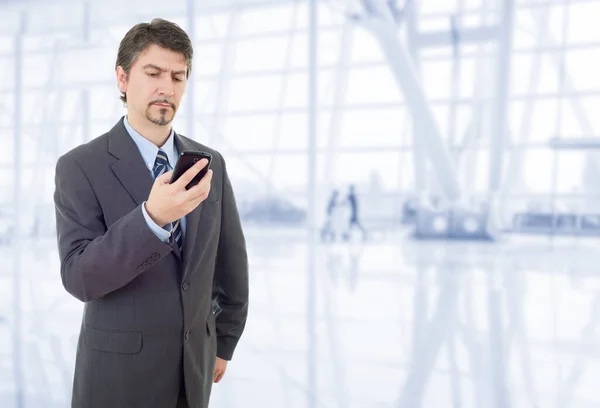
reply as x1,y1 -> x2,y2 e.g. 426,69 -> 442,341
155,150 -> 169,166
153,150 -> 170,176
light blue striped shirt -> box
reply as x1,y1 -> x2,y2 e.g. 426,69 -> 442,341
123,116 -> 186,243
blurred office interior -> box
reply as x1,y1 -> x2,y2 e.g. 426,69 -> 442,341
2,0 -> 600,407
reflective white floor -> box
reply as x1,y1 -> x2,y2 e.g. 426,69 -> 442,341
1,227 -> 600,407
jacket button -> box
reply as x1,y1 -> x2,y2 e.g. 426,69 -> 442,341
182,281 -> 189,291
151,253 -> 160,261
184,330 -> 191,341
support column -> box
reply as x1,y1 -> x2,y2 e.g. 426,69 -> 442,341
12,11 -> 25,408
307,2 -> 318,408
187,0 -> 196,138
488,0 -> 515,194
358,2 -> 461,201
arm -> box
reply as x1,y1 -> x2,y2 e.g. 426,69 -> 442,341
213,153 -> 249,361
142,201 -> 171,242
54,154 -> 173,302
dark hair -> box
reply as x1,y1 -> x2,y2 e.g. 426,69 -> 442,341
116,18 -> 193,104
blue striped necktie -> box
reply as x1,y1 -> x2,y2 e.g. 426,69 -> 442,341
153,150 -> 184,251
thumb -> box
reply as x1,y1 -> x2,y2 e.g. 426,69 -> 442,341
156,170 -> 174,184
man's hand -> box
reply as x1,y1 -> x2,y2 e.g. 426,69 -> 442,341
145,159 -> 213,227
213,357 -> 228,383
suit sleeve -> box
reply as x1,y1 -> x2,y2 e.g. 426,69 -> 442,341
213,153 -> 249,361
142,201 -> 171,242
54,154 -> 173,302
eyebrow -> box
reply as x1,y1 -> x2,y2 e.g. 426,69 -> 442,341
142,64 -> 186,76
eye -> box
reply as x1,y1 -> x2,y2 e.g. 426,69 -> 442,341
148,72 -> 159,77
174,77 -> 183,83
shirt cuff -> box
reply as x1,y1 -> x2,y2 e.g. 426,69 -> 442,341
141,201 -> 170,242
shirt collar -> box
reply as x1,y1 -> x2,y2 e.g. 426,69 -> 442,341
123,115 -> 178,171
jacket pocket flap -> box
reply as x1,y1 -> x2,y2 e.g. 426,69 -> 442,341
85,327 -> 142,354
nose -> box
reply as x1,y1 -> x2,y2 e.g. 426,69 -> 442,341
157,76 -> 175,97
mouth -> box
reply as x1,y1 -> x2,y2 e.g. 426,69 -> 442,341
154,103 -> 172,108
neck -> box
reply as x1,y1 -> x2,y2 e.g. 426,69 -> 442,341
127,112 -> 172,148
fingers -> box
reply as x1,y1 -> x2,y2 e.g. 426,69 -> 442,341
156,170 -> 173,184
213,357 -> 227,383
183,169 -> 213,202
173,159 -> 208,190
213,370 -> 224,383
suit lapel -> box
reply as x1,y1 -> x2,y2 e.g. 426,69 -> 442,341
108,118 -> 154,207
174,134 -> 203,268
107,118 -> 183,259
106,119 -> 204,265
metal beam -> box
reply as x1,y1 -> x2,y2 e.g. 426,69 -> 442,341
324,20 -> 354,189
267,3 -> 300,196
488,0 -> 515,194
417,26 -> 498,48
186,0 -> 197,139
207,11 -> 239,145
355,0 -> 461,201
0,0 -> 301,35
306,2 -> 317,408
500,5 -> 552,194
7,33 -> 600,60
405,0 -> 428,195
12,11 -> 24,408
550,138 -> 600,149
82,0 -> 91,142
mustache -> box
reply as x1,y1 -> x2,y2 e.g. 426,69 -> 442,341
150,99 -> 176,109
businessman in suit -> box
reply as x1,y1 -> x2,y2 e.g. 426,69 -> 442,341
53,18 -> 249,408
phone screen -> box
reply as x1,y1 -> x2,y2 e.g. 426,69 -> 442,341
170,151 -> 212,190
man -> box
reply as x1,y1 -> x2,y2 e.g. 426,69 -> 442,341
53,18 -> 249,408
320,189 -> 340,242
343,184 -> 367,242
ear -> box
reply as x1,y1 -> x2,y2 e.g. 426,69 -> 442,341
116,66 -> 128,93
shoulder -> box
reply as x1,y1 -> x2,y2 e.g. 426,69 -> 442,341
177,134 -> 220,157
176,134 -> 226,170
56,132 -> 110,171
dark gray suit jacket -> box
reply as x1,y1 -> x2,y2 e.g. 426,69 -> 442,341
53,118 -> 249,408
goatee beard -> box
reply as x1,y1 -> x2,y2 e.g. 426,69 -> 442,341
146,107 -> 174,126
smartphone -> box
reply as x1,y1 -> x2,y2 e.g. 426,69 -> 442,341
170,150 -> 212,190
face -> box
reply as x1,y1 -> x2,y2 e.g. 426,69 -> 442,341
116,44 -> 188,127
